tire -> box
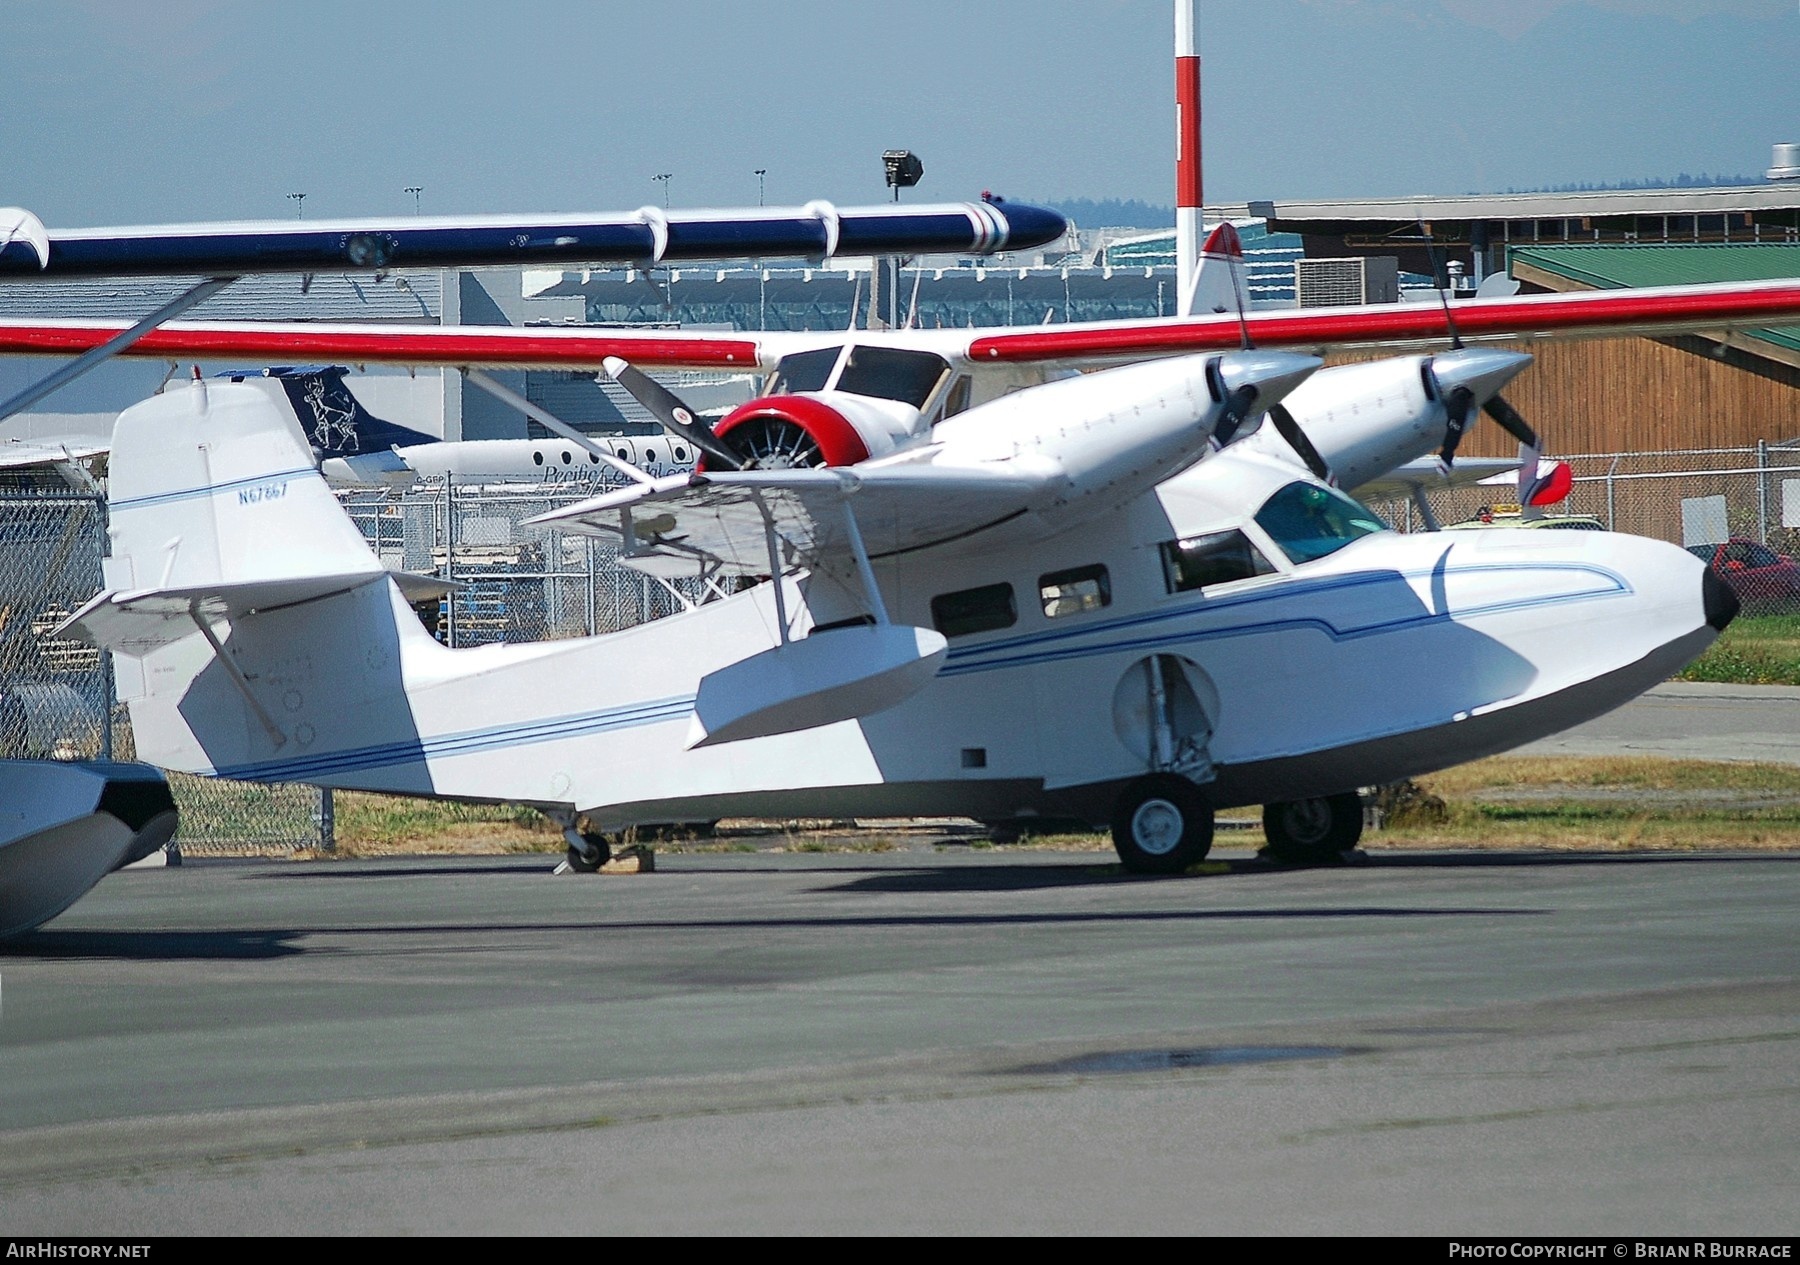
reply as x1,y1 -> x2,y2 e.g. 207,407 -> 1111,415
1111,774 -> 1214,874
564,831 -> 612,873
1261,792 -> 1363,864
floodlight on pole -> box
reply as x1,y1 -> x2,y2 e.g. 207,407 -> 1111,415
287,192 -> 307,219
754,169 -> 767,207
405,186 -> 423,216
881,150 -> 923,203
653,172 -> 673,209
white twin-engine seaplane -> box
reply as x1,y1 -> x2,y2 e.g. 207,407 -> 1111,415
62,334 -> 1735,874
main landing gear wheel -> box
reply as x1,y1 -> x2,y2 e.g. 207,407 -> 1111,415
1261,792 -> 1363,865
1111,774 -> 1214,874
564,831 -> 613,873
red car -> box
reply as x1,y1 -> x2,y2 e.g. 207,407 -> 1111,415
1686,538 -> 1800,613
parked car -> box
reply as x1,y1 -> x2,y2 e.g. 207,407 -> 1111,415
1684,538 -> 1800,613
1443,506 -> 1605,532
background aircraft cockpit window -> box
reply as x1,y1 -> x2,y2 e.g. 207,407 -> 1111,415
1253,482 -> 1388,566
834,346 -> 951,408
767,347 -> 841,395
1039,564 -> 1111,618
1161,530 -> 1278,593
930,582 -> 1017,638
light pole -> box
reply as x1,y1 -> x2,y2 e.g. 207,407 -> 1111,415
754,168 -> 767,207
652,172 -> 672,209
405,186 -> 423,216
287,192 -> 307,219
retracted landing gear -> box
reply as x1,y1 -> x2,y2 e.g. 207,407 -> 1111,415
1111,773 -> 1214,874
1260,792 -> 1363,865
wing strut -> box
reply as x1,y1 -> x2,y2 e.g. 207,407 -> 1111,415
838,496 -> 890,626
0,276 -> 235,424
461,368 -> 658,487
188,603 -> 287,749
755,493 -> 791,645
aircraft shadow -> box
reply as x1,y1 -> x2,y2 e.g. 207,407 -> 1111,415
1,928 -> 307,960
824,848 -> 1800,894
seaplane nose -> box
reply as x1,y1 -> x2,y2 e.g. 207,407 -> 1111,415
1703,565 -> 1741,632
1215,350 -> 1323,409
1429,347 -> 1534,403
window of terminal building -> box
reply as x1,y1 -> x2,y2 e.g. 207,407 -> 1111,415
1039,565 -> 1111,618
1162,530 -> 1277,594
931,582 -> 1017,638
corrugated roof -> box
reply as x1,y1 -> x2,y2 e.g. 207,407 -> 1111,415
0,272 -> 443,321
1254,184 -> 1800,225
1508,243 -> 1800,357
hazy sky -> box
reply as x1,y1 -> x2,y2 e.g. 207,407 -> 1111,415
3,0 -> 1796,225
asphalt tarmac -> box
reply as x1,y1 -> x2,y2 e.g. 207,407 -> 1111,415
1517,682 -> 1800,766
3,839 -> 1798,1236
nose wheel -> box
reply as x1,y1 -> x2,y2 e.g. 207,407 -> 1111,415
1261,792 -> 1363,864
1111,774 -> 1214,874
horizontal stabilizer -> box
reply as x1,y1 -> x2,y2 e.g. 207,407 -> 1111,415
56,571 -> 420,654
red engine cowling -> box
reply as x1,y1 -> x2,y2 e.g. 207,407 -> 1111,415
699,394 -> 879,472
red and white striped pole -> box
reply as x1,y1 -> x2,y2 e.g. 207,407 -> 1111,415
1175,0 -> 1203,315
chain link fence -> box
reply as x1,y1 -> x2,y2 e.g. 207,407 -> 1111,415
1367,443 -> 1800,615
3,444 -> 1795,854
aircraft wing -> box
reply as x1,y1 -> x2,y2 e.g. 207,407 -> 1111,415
0,437 -> 106,468
1352,456 -> 1521,503
2,277 -> 1797,372
0,200 -> 1066,277
529,461 -> 1047,575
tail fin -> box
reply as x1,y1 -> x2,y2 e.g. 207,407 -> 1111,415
225,366 -> 435,457
104,378 -> 387,597
1181,222 -> 1247,319
61,380 -> 444,780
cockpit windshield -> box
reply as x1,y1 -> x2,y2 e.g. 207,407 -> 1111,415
1253,482 -> 1389,565
835,345 -> 950,408
767,347 -> 840,395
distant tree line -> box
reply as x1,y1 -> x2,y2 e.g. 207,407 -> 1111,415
1489,173 -> 1764,195
1035,198 -> 1174,229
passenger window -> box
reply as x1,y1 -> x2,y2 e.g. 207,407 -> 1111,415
1039,564 -> 1110,618
931,583 -> 1017,638
1162,530 -> 1277,593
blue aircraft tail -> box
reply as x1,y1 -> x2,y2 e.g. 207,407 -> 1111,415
219,366 -> 434,457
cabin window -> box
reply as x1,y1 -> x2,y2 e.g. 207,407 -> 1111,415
561,450 -> 572,464
673,446 -> 687,462
1039,564 -> 1111,618
1162,530 -> 1277,593
533,451 -> 544,466
931,582 -> 1017,638
835,346 -> 950,409
1253,482 -> 1387,565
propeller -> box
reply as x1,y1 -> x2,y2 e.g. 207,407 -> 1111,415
1424,350 -> 1570,507
1268,403 -> 1334,484
1210,380 -> 1260,447
602,356 -> 747,471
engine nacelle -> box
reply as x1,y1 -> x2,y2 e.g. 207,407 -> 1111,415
703,391 -> 922,471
